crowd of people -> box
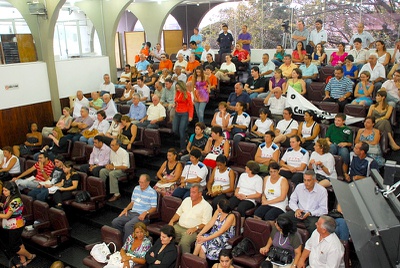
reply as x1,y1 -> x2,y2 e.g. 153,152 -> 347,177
1,19 -> 400,268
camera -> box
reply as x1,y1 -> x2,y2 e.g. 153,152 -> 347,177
281,19 -> 290,32
267,247 -> 293,265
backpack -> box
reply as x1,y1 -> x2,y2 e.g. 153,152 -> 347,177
232,237 -> 257,257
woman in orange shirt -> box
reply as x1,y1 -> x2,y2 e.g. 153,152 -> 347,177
173,80 -> 194,150
135,42 -> 151,63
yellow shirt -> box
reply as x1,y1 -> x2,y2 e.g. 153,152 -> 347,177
279,63 -> 298,78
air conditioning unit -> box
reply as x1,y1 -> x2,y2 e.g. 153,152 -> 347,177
28,3 -> 47,15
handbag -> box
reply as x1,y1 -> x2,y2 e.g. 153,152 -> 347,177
0,172 -> 12,182
90,242 -> 116,263
104,251 -> 134,268
267,246 -> 293,266
83,129 -> 99,139
232,237 -> 257,257
327,209 -> 344,219
117,134 -> 130,145
211,184 -> 222,194
75,191 -> 91,203
67,126 -> 81,134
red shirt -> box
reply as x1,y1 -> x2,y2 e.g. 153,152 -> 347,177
208,74 -> 218,88
159,60 -> 173,71
175,91 -> 194,119
186,61 -> 200,73
233,49 -> 249,61
34,160 -> 54,182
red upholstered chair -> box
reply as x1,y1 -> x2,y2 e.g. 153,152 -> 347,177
180,253 -> 208,268
118,104 -> 131,115
250,98 -> 265,117
230,141 -> 258,174
380,131 -> 390,156
73,144 -> 93,171
334,155 -> 345,181
25,159 -> 37,171
307,82 -> 326,102
69,141 -> 87,164
318,101 -> 339,114
21,194 -> 34,226
117,152 -> 136,182
30,207 -> 70,248
132,129 -> 161,157
228,218 -> 271,268
147,196 -> 182,237
318,66 -> 335,82
70,176 -> 106,212
83,226 -> 124,268
22,200 -> 50,239
319,123 -> 329,138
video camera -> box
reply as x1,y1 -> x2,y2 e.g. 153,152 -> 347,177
281,19 -> 290,32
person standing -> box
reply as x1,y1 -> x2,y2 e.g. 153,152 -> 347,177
173,81 -> 194,151
190,27 -> 203,49
292,20 -> 309,50
349,23 -> 375,49
217,24 -> 234,57
308,19 -> 327,54
237,25 -> 252,52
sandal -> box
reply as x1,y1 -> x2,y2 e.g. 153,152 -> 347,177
23,254 -> 36,266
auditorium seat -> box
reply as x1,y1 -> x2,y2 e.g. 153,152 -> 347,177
318,66 -> 335,83
21,194 -> 34,226
307,82 -> 326,102
70,176 -> 106,212
180,253 -> 208,268
318,101 -> 339,114
147,196 -> 182,237
116,152 -> 136,182
69,141 -> 87,164
249,98 -> 265,117
22,200 -> 50,239
118,104 -> 130,115
230,141 -> 258,174
132,128 -> 161,157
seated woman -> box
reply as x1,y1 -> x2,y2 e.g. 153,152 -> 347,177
254,162 -> 288,221
145,225 -> 177,268
272,45 -> 285,67
33,127 -> 68,161
254,131 -> 280,173
375,40 -> 391,68
193,199 -> 236,261
342,55 -> 359,82
53,161 -> 79,210
203,126 -> 230,169
42,107 -> 73,136
130,66 -> 141,85
227,101 -> 251,153
228,161 -> 262,226
231,43 -> 250,70
250,107 -> 274,139
260,215 -> 302,268
120,222 -> 152,267
13,123 -> 43,157
367,91 -> 400,151
311,43 -> 327,66
158,68 -> 172,85
181,122 -> 208,162
308,138 -> 337,188
273,108 -> 299,148
292,41 -> 306,64
297,110 -> 320,151
328,42 -> 347,66
215,55 -> 236,82
351,71 -> 374,106
79,110 -> 110,145
259,69 -> 286,99
279,136 -> 309,185
206,155 -> 235,211
355,116 -> 385,166
283,68 -> 306,95
211,102 -> 231,133
120,115 -> 138,151
212,249 -> 234,268
0,146 -> 21,182
144,64 -> 159,92
154,148 -> 183,197
115,82 -> 134,104
103,113 -> 122,146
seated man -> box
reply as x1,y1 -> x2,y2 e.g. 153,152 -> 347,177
128,93 -> 147,124
200,43 -> 215,63
99,74 -> 115,97
136,53 -> 150,72
359,53 -> 385,93
99,139 -> 130,202
264,87 -> 287,121
137,95 -> 166,129
227,82 -> 251,112
174,53 -> 188,71
116,64 -> 131,88
158,53 -> 173,72
66,107 -> 94,142
279,54 -> 298,79
134,77 -> 151,102
80,135 -> 111,177
89,91 -> 103,111
298,215 -> 344,268
112,174 -> 157,242
102,93 -> 118,121
172,149 -> 208,200
28,155 -> 65,201
186,54 -> 201,76
281,170 -> 328,235
299,54 -> 318,85
72,90 -> 90,118
380,69 -> 400,107
326,113 -> 353,174
150,43 -> 164,63
168,184 -> 212,253
323,66 -> 354,112
177,43 -> 191,61
244,66 -> 266,99
13,152 -> 55,191
258,53 -> 275,85
172,66 -> 187,83
345,141 -> 379,182
190,41 -> 204,62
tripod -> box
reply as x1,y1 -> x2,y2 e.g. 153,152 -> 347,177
281,30 -> 292,50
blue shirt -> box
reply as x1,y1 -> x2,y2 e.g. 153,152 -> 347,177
136,60 -> 150,72
349,152 -> 379,177
299,63 -> 318,78
128,102 -> 146,121
190,34 -> 203,48
227,92 -> 251,107
131,185 -> 158,214
325,76 -> 353,99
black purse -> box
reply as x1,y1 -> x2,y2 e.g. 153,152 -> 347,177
267,246 -> 293,265
75,191 -> 91,203
327,209 -> 344,219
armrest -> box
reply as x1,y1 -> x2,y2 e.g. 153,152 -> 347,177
91,195 -> 106,202
51,228 -> 70,237
71,156 -> 86,163
227,235 -> 243,247
147,211 -> 160,221
85,242 -> 100,251
33,221 -> 51,231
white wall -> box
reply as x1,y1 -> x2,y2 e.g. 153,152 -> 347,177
0,62 -> 51,110
55,56 -> 110,98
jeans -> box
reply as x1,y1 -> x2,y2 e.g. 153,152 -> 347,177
249,92 -> 260,99
79,136 -> 95,145
329,144 -> 350,164
172,187 -> 190,200
172,111 -> 189,150
272,60 -> 283,68
194,102 -> 207,123
335,217 -> 350,241
136,120 -> 159,129
112,211 -> 149,242
385,92 -> 399,107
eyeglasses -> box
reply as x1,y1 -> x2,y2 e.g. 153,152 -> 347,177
161,57 -> 166,59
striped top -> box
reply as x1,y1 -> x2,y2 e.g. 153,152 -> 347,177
325,76 -> 353,99
34,160 -> 55,182
131,185 -> 158,214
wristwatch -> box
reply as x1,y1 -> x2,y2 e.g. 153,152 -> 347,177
196,225 -> 199,230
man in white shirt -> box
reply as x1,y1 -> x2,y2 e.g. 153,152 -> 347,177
102,93 -> 118,121
172,66 -> 187,84
380,69 -> 400,107
99,74 -> 115,96
359,53 -> 386,92
150,43 -> 164,63
348,38 -> 369,70
200,43 -> 215,63
99,139 -> 130,202
308,19 -> 327,54
298,215 -> 345,268
137,95 -> 166,129
264,87 -> 287,121
177,43 -> 191,61
118,65 -> 131,85
72,90 -> 90,118
349,23 -> 375,49
134,77 -> 151,102
168,184 -> 212,253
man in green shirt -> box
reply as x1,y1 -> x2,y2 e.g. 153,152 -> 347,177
325,113 -> 353,174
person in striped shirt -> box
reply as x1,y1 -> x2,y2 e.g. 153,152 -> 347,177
323,66 -> 354,112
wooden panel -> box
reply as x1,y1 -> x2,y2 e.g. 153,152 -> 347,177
163,30 -> 183,55
16,34 -> 37,63
115,32 -> 122,69
124,31 -> 145,66
0,102 -> 54,147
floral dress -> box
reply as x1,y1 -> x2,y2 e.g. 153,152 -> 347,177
122,235 -> 152,259
201,213 -> 235,260
359,130 -> 385,167
153,161 -> 179,196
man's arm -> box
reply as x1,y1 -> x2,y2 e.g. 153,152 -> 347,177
13,166 -> 36,180
168,213 -> 180,225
